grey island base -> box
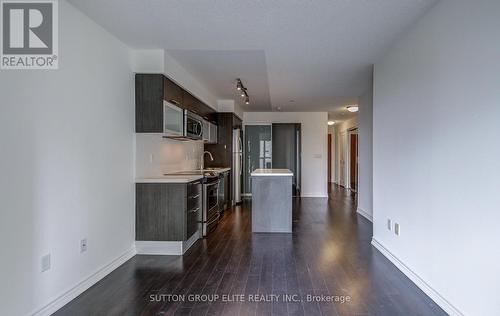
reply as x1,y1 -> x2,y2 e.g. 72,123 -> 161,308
251,169 -> 293,233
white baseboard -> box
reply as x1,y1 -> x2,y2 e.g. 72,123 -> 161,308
136,231 -> 200,255
371,238 -> 464,316
300,194 -> 328,198
31,246 -> 136,316
356,208 -> 373,222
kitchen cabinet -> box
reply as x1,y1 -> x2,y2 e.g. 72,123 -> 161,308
136,180 -> 202,241
135,74 -> 164,133
182,90 -> 217,124
202,120 -> 218,144
163,77 -> 183,106
209,122 -> 218,144
135,74 -> 185,133
135,73 -> 218,133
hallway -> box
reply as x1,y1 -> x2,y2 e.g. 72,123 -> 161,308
56,185 -> 445,316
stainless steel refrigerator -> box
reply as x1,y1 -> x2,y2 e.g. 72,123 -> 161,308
232,129 -> 242,204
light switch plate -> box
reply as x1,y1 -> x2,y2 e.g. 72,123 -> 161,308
41,254 -> 50,272
80,238 -> 88,253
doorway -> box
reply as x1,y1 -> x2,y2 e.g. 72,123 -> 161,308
347,128 -> 358,192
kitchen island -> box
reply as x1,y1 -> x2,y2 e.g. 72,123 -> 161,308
250,168 -> 293,233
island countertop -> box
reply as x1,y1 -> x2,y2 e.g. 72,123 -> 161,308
251,168 -> 293,176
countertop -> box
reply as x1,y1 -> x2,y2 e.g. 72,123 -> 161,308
251,168 -> 293,176
135,175 -> 203,183
135,167 -> 231,184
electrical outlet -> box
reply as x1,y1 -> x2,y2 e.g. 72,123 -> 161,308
80,238 -> 88,253
387,219 -> 392,231
41,254 -> 51,272
394,223 -> 400,236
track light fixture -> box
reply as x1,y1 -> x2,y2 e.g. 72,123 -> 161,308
236,78 -> 250,105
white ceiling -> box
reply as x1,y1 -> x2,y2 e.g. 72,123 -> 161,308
69,0 -> 437,120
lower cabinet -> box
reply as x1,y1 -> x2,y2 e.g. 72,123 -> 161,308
136,180 -> 202,241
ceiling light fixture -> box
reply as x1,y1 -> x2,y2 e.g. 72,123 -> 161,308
236,78 -> 250,105
347,105 -> 359,113
328,121 -> 335,126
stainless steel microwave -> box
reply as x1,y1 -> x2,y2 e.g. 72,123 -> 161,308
184,111 -> 203,140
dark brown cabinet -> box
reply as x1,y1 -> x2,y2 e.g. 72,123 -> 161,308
182,90 -> 217,124
135,74 -> 164,133
163,77 -> 183,106
136,73 -> 218,133
136,180 -> 202,241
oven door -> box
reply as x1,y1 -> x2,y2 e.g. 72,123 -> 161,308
185,113 -> 203,140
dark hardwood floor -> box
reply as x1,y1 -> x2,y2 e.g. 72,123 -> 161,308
55,184 -> 445,316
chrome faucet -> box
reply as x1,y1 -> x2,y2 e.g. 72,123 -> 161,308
201,151 -> 214,171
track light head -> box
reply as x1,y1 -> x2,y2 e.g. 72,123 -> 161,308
236,78 -> 250,105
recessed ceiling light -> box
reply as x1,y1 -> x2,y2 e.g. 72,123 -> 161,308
328,121 -> 335,126
347,105 -> 359,112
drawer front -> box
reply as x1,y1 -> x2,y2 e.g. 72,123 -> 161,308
186,204 -> 200,239
186,180 -> 202,239
187,180 -> 202,196
187,181 -> 202,211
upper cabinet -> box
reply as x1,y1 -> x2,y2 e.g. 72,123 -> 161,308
202,120 -> 218,144
135,74 -> 164,133
182,91 -> 217,124
163,77 -> 183,106
135,73 -> 218,134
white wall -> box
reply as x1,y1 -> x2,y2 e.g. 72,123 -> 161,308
373,1 -> 500,315
164,51 -> 218,111
131,49 -> 165,73
218,99 -> 244,119
0,1 -> 135,315
135,135 -> 203,178
243,112 -> 328,197
357,80 -> 373,221
130,49 -> 219,112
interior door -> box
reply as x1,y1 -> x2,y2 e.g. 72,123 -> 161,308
350,133 -> 358,191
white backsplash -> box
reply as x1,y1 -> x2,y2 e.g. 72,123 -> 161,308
135,134 -> 204,178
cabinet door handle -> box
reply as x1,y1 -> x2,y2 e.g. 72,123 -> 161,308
189,194 -> 200,199
169,99 -> 180,105
189,207 -> 200,214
